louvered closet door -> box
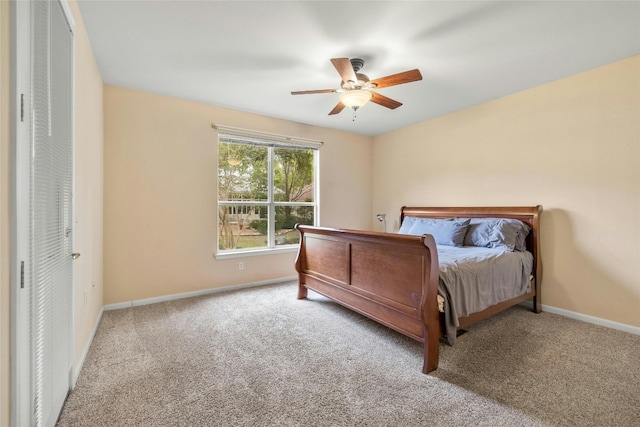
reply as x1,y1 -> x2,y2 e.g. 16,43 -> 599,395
31,1 -> 73,425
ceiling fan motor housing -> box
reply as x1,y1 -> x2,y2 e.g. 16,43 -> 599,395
342,73 -> 373,90
350,58 -> 365,73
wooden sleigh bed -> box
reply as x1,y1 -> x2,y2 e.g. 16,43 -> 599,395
294,206 -> 542,374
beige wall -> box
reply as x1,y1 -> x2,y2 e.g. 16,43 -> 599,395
373,56 -> 640,328
103,86 -> 372,304
68,0 -> 104,373
1,2 -> 11,425
0,1 -> 104,422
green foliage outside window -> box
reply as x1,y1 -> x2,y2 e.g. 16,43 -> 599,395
218,142 -> 316,251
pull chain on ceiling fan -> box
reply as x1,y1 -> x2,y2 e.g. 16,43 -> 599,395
291,58 -> 423,116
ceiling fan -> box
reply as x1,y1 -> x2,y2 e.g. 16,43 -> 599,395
291,58 -> 423,116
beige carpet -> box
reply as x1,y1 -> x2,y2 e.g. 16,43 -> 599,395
57,281 -> 640,426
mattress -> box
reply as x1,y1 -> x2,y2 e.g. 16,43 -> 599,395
437,245 -> 534,345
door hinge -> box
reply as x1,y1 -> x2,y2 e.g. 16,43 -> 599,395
20,261 -> 25,288
20,94 -> 24,122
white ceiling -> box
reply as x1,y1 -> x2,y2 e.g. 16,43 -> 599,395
77,1 -> 640,137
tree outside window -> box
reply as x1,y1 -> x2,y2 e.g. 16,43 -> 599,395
217,140 -> 317,252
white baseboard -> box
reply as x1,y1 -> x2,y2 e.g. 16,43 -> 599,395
72,305 -> 104,388
521,301 -> 640,335
104,279 -> 639,335
103,276 -> 297,311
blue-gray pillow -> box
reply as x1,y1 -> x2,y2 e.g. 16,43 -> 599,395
398,216 -> 419,234
406,218 -> 471,247
463,218 -> 530,251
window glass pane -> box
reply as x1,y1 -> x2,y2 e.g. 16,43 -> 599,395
218,205 -> 268,250
217,134 -> 318,254
218,143 -> 268,202
275,205 -> 314,246
273,148 -> 314,202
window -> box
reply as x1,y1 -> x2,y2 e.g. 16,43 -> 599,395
216,126 -> 321,255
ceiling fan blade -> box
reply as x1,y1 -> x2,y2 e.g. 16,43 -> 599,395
330,58 -> 357,83
328,102 -> 345,115
370,92 -> 402,109
371,69 -> 422,89
291,89 -> 337,95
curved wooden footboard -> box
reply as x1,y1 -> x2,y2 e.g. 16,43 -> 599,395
294,226 -> 441,373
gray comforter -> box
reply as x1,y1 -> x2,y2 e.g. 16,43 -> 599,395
437,246 -> 534,345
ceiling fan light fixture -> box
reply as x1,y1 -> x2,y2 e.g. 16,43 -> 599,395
339,90 -> 372,110
292,58 -> 422,116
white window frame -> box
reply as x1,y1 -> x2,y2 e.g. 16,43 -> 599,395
214,125 -> 321,259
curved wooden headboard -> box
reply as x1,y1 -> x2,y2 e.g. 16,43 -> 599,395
400,206 -> 543,313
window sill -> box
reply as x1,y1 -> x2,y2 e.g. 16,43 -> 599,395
214,246 -> 298,260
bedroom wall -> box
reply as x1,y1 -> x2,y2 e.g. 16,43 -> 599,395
68,0 -> 105,372
103,86 -> 372,304
372,55 -> 640,329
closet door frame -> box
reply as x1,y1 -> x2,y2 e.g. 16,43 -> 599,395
10,1 -> 31,424
10,1 -> 76,425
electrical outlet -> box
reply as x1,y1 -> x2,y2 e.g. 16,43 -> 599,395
238,262 -> 244,270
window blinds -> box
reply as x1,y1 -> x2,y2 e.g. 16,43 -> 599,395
213,124 -> 324,150
31,1 -> 73,425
